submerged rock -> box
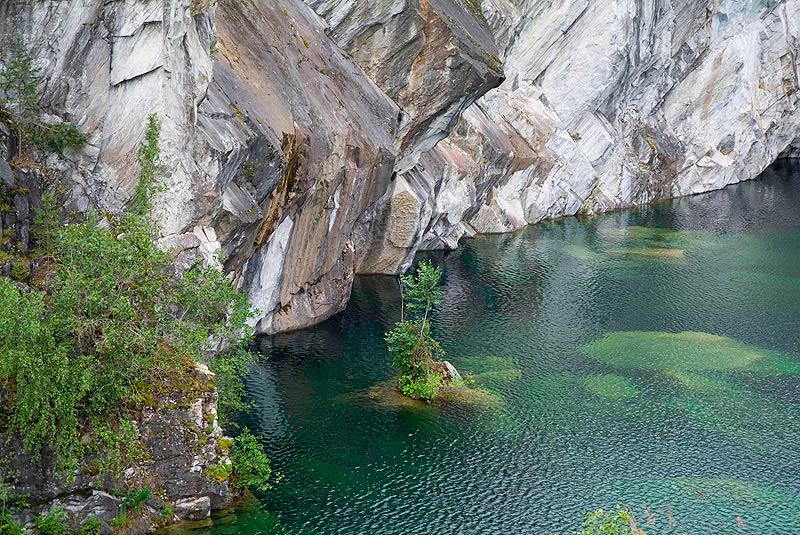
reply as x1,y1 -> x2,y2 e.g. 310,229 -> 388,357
584,374 -> 639,400
581,331 -> 800,373
347,377 -> 503,412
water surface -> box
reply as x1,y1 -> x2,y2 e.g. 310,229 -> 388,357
187,161 -> 800,534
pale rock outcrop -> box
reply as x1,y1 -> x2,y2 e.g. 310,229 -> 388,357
414,0 -> 800,249
0,0 -> 217,228
304,0 -> 505,273
0,0 -> 402,334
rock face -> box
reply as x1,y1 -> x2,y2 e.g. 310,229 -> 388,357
412,0 -> 800,248
2,364 -> 234,534
303,0 -> 504,273
1,0 -> 799,336
782,138 -> 800,158
203,0 -> 399,334
2,0 -> 800,527
306,0 -> 503,171
0,0 -> 502,332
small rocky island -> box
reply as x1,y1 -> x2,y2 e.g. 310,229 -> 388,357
385,261 -> 469,402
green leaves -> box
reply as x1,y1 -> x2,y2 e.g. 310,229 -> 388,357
386,261 -> 445,401
0,513 -> 24,535
386,320 -> 442,377
231,429 -> 272,493
400,259 -> 442,320
35,508 -> 69,535
26,121 -> 87,153
0,279 -> 89,471
399,372 -> 442,402
574,506 -> 633,535
0,36 -> 39,120
1,36 -> 85,155
0,114 -> 257,474
132,113 -> 161,216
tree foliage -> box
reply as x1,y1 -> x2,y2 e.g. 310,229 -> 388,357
0,35 -> 85,154
400,259 -> 443,321
572,506 -> 634,535
231,429 -> 272,493
385,260 -> 445,401
35,508 -> 69,535
0,514 -> 24,535
0,37 -> 38,121
132,113 -> 161,216
0,114 -> 256,474
0,484 -> 25,535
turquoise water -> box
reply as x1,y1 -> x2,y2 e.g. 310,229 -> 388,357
183,161 -> 800,534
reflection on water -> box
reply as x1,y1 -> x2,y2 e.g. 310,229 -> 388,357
180,161 -> 800,535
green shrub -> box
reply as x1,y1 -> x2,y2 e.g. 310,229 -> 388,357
35,508 -> 68,535
0,483 -> 27,521
206,462 -> 233,483
386,319 -> 442,379
109,510 -> 127,529
0,37 -> 38,122
399,372 -> 442,402
27,122 -> 87,153
160,504 -> 173,521
385,261 -> 446,400
79,515 -> 102,535
0,513 -> 24,535
0,36 -> 84,155
0,114 -> 256,474
131,113 -> 160,216
8,259 -> 27,281
574,505 -> 633,535
123,485 -> 152,512
231,430 -> 272,492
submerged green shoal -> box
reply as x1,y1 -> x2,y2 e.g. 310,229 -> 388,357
174,162 -> 800,535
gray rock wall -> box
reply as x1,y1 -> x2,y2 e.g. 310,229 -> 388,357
414,0 -> 800,249
200,0 -> 399,334
1,0 -> 503,332
782,138 -> 800,157
1,0 -> 798,335
303,0 -> 505,273
2,0 -> 800,528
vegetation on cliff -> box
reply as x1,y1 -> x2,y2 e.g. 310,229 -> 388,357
0,36 -> 85,155
0,113 -> 270,500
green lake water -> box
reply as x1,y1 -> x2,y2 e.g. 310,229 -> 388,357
182,161 -> 800,534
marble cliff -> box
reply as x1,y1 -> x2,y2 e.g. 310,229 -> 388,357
1,0 -> 799,337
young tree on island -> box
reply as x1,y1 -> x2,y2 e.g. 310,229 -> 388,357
385,260 -> 446,401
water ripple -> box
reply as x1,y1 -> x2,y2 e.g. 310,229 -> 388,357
182,162 -> 800,534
